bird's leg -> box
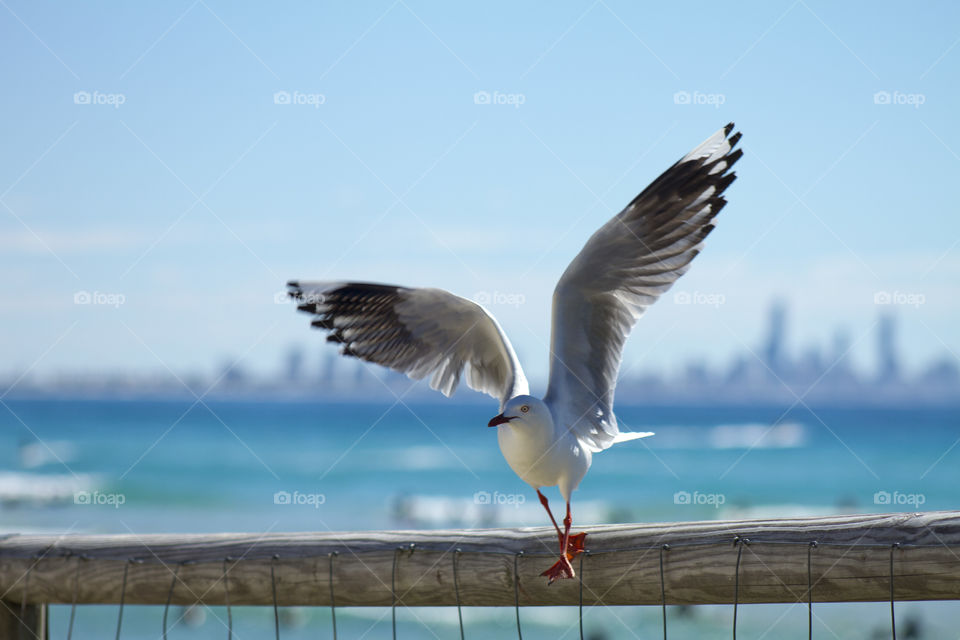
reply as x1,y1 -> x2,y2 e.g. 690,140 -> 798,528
537,490 -> 586,555
540,501 -> 586,584
564,501 -> 587,556
536,489 -> 563,541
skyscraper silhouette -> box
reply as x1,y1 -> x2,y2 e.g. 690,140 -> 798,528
876,312 -> 900,384
762,300 -> 789,378
284,347 -> 303,383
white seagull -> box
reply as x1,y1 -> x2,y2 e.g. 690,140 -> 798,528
288,123 -> 742,582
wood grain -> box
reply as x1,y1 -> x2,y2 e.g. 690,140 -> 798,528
2,511 -> 959,607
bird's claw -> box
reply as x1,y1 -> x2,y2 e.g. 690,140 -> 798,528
541,555 -> 576,583
542,532 -> 587,584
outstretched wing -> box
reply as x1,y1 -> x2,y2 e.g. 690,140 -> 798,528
544,123 -> 742,451
288,281 -> 529,409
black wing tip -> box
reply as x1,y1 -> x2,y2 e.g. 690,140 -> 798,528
286,280 -> 412,308
717,170 -> 737,192
726,147 -> 744,166
721,123 -> 742,157
293,282 -> 418,370
298,302 -> 321,313
287,281 -> 303,302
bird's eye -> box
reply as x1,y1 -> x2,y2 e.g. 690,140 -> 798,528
520,405 -> 529,413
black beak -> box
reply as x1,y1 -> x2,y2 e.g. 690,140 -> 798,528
488,413 -> 513,427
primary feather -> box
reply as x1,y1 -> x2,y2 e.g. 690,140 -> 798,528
543,124 -> 742,451
288,282 -> 529,410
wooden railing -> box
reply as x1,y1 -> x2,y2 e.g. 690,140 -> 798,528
2,511 -> 959,636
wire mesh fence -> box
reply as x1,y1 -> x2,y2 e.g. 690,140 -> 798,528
3,511 -> 959,639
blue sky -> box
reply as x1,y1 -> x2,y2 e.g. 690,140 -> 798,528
2,0 -> 959,387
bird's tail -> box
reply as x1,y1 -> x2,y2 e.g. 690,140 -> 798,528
613,431 -> 654,444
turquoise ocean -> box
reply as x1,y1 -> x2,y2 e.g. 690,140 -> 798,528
1,398 -> 957,638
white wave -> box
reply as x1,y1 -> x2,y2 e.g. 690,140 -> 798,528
18,440 -> 77,468
0,471 -> 91,506
709,422 -> 806,448
390,492 -> 610,528
391,446 -> 470,471
373,446 -> 498,472
649,422 -> 807,449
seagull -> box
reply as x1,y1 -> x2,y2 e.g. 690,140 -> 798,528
288,123 -> 742,583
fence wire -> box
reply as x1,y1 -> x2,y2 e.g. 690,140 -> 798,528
5,536 -> 949,640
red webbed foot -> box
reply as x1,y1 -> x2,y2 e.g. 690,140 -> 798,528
540,554 -> 576,583
541,532 -> 587,584
565,531 -> 587,557
536,494 -> 587,584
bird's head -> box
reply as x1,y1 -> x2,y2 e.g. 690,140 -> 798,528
488,396 -> 549,428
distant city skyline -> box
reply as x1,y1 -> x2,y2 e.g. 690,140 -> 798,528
6,299 -> 957,407
234,298 -> 960,405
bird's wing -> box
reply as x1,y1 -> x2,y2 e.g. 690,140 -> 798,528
544,123 -> 742,451
288,281 -> 529,409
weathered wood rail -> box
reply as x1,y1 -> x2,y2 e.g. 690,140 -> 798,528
1,511 -> 959,611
